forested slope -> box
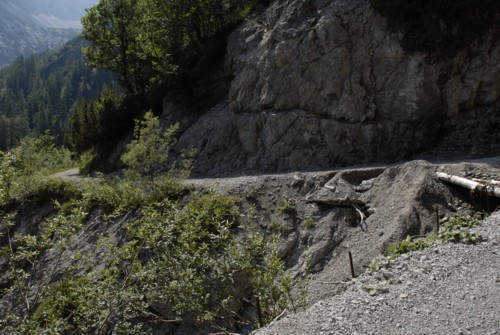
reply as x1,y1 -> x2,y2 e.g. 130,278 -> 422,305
0,38 -> 115,150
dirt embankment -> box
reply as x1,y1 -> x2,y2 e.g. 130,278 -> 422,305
51,157 -> 500,333
189,157 -> 500,307
254,212 -> 500,335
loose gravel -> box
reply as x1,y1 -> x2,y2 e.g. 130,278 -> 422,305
255,212 -> 500,335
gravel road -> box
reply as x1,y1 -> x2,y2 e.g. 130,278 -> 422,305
255,212 -> 500,335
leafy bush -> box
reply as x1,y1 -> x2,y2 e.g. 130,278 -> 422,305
0,205 -> 87,333
122,111 -> 179,181
268,220 -> 291,234
303,217 -> 315,229
0,189 -> 302,333
0,152 -> 16,206
380,214 -> 485,264
1,134 -> 77,206
11,132 -> 73,175
235,234 -> 303,325
11,175 -> 78,205
122,111 -> 192,200
370,0 -> 500,55
437,215 -> 484,244
385,235 -> 430,259
79,176 -> 144,215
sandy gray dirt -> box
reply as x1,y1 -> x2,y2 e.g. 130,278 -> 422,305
187,158 -> 500,335
254,212 -> 500,334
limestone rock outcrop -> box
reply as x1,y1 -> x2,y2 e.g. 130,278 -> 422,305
173,0 -> 500,175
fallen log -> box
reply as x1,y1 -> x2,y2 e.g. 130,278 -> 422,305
471,178 -> 500,186
436,172 -> 500,198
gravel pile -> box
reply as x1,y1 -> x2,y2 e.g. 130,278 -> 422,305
255,212 -> 500,335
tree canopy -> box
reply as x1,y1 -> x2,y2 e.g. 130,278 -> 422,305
81,0 -> 258,95
370,0 -> 500,55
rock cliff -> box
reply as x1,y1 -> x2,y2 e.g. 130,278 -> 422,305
173,0 -> 500,175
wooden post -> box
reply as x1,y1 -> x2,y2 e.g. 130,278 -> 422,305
348,252 -> 356,279
436,206 -> 440,232
485,189 -> 491,212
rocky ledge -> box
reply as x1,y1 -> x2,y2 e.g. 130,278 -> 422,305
170,0 -> 500,175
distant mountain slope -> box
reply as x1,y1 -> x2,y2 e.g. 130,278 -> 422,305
0,0 -> 97,67
0,37 -> 115,149
4,0 -> 97,28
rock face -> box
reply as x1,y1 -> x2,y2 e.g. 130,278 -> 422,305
174,0 -> 500,175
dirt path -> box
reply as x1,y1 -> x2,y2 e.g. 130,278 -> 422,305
52,154 -> 500,188
51,168 -> 84,183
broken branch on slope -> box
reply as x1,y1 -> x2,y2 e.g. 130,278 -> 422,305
436,172 -> 500,198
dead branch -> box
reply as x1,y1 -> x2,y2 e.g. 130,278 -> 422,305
352,203 -> 366,230
305,196 -> 366,207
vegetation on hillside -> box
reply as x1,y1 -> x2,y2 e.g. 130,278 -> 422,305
0,38 -> 115,151
63,0 -> 260,158
0,114 -> 303,333
370,0 -> 500,55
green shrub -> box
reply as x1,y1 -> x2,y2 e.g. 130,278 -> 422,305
303,217 -> 315,229
234,234 -> 305,325
11,175 -> 78,205
11,132 -> 73,175
122,111 -> 178,179
0,152 -> 16,206
1,190 -> 304,333
438,215 -> 484,244
382,215 -> 485,262
0,205 -> 87,334
1,133 -> 77,206
245,186 -> 260,202
279,199 -> 296,214
122,111 -> 192,199
385,235 -> 430,259
79,176 -> 144,215
268,220 -> 291,234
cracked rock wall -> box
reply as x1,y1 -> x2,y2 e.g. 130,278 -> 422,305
174,0 -> 500,175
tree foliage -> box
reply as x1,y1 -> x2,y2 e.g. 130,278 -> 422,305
122,111 -> 178,178
64,87 -> 125,153
82,0 -> 258,95
0,171 -> 300,333
370,0 -> 500,55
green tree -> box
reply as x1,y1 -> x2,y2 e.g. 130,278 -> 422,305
121,111 -> 182,189
64,87 -> 125,152
82,0 -> 258,94
82,0 -> 146,94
